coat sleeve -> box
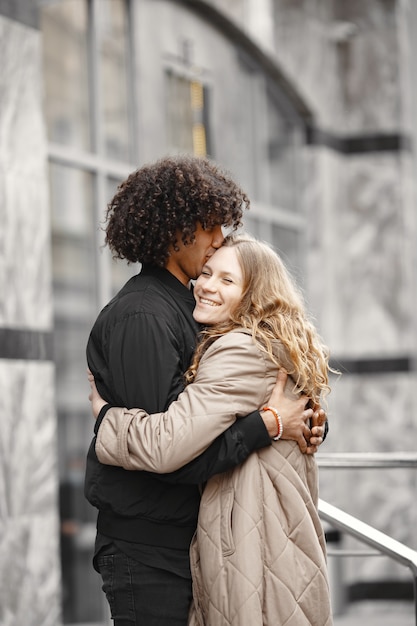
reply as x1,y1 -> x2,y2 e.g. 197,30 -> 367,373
95,333 -> 274,472
151,411 -> 272,484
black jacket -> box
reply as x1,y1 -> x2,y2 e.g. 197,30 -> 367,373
84,266 -> 270,550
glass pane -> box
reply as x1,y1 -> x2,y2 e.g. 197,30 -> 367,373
243,218 -> 302,286
165,71 -> 209,156
266,90 -> 299,211
98,0 -> 131,161
191,81 -> 209,156
49,163 -> 105,623
41,1 -> 90,150
166,70 -> 194,153
229,61 -> 258,198
271,223 -> 302,283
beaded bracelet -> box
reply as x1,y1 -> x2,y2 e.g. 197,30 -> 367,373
262,406 -> 283,441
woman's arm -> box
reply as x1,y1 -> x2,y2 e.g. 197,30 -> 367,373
93,333 -> 313,473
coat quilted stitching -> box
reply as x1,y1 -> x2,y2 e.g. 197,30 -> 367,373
190,441 -> 333,625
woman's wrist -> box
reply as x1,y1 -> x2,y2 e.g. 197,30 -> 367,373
262,406 -> 283,441
261,407 -> 283,440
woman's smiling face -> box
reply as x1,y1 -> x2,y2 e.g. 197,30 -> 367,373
193,246 -> 244,325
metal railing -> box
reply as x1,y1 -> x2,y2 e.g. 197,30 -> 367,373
317,452 -> 417,623
317,451 -> 417,469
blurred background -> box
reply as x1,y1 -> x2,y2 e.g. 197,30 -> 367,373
0,0 -> 416,624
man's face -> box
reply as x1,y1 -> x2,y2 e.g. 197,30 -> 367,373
166,223 -> 225,286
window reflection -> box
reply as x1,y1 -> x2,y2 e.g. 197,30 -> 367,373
49,163 -> 102,623
165,70 -> 210,156
49,162 -> 96,432
266,88 -> 300,211
271,222 -> 303,283
98,0 -> 132,161
244,216 -> 302,283
41,1 -> 90,149
166,70 -> 194,153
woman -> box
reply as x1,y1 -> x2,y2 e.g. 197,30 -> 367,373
90,235 -> 333,625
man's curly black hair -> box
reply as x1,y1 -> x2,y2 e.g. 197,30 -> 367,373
105,155 -> 249,266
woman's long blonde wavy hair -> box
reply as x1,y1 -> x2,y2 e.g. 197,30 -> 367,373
185,235 -> 332,406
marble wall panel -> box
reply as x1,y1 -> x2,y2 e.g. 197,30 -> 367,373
332,0 -> 401,133
306,143 -> 417,564
265,0 -> 343,126
1,172 -> 52,330
303,147 -> 341,341
335,153 -> 414,354
245,0 -> 401,133
0,360 -> 61,625
0,16 -> 47,178
0,13 -> 61,626
0,514 -> 61,626
305,148 -> 414,356
0,16 -> 51,331
324,371 -> 417,455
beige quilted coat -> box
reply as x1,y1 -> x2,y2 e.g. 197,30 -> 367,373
96,330 -> 333,625
189,440 -> 332,626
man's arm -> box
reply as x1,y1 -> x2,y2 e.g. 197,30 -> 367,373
159,410 -> 327,484
137,412 -> 270,484
92,402 -> 270,484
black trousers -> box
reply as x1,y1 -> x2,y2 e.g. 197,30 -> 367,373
96,543 -> 193,626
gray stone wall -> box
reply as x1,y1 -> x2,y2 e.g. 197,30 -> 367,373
0,14 -> 62,626
289,0 -> 416,585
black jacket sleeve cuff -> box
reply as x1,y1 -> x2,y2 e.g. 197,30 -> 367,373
238,410 -> 272,451
94,404 -> 112,435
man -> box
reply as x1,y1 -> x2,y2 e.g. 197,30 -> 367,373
85,155 -> 322,625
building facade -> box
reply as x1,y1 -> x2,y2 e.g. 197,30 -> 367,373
0,0 -> 416,623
